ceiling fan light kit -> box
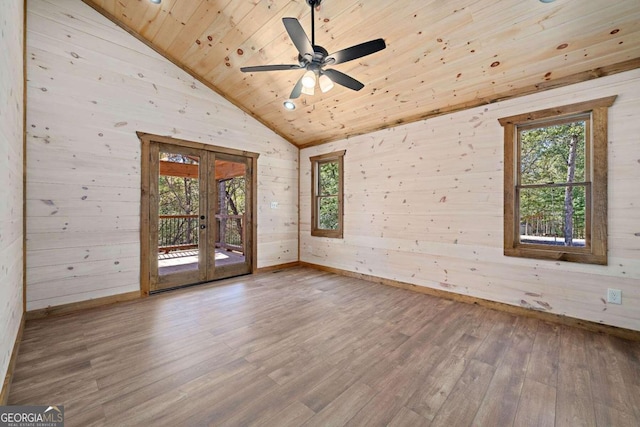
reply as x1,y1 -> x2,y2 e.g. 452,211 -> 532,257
301,84 -> 315,96
319,74 -> 334,93
301,70 -> 317,88
240,0 -> 386,109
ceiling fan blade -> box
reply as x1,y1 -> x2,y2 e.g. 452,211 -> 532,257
290,75 -> 304,99
240,64 -> 302,73
323,69 -> 364,91
283,17 -> 314,58
325,38 -> 386,65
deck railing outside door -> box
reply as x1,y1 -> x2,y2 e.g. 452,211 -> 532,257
216,214 -> 244,252
159,214 -> 244,254
158,214 -> 199,253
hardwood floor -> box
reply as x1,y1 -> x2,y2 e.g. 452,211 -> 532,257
9,267 -> 640,426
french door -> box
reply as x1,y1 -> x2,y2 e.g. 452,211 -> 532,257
139,133 -> 257,293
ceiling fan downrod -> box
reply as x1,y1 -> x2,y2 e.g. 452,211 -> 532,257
307,0 -> 322,47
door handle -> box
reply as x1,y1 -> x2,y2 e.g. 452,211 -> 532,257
200,224 -> 206,229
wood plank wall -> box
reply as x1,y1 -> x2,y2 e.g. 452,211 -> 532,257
0,0 -> 25,390
301,69 -> 640,332
25,0 -> 298,311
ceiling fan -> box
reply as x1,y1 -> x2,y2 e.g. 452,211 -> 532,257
240,0 -> 386,102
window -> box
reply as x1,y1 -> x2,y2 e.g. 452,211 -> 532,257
311,150 -> 345,238
499,96 -> 616,265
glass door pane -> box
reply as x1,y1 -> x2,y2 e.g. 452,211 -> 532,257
213,154 -> 252,279
151,145 -> 207,291
158,151 -> 200,276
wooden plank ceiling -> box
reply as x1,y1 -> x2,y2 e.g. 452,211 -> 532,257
83,0 -> 640,147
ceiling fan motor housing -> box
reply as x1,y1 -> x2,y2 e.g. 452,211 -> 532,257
299,46 -> 329,71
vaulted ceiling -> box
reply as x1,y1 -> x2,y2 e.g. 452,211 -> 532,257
83,0 -> 640,147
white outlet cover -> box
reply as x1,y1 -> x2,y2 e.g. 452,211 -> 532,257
607,288 -> 622,305
270,201 -> 278,209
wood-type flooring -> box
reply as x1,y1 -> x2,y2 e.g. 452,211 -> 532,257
9,267 -> 640,426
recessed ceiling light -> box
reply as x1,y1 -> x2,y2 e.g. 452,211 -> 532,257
150,0 -> 161,4
283,100 -> 296,110
539,0 -> 556,3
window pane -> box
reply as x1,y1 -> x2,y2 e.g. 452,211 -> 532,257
520,120 -> 586,185
318,196 -> 339,230
319,161 -> 339,195
519,186 -> 586,247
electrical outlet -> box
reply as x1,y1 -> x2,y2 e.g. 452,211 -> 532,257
270,201 -> 278,209
607,288 -> 622,305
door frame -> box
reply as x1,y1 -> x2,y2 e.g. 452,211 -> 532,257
138,132 -> 259,296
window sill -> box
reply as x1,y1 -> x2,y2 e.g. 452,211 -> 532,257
504,246 -> 607,265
